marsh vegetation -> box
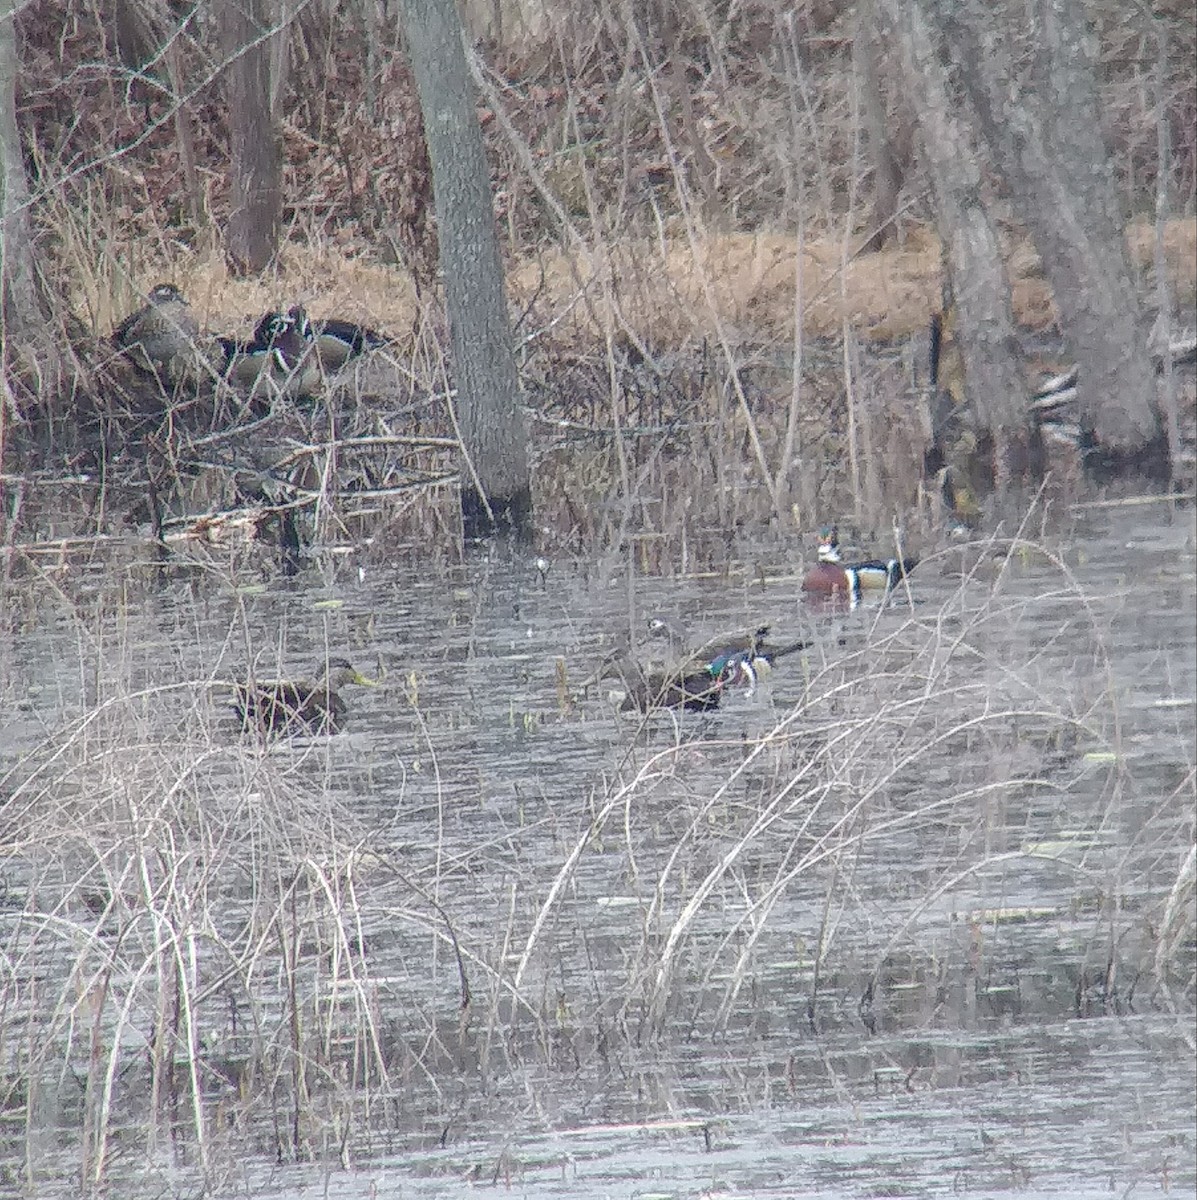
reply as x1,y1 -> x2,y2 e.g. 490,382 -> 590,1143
0,503 -> 1193,1197
0,1 -> 1195,1195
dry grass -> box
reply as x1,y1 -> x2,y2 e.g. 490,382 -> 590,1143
78,246 -> 425,352
84,218 -> 1197,351
510,217 -> 1197,347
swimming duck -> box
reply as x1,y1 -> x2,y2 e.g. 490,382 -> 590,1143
706,635 -> 813,691
646,618 -> 810,688
646,617 -> 769,669
595,648 -> 725,713
801,526 -> 917,610
233,657 -> 375,734
112,283 -> 200,380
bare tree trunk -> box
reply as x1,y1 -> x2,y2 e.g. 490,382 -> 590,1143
855,3 -> 905,253
268,0 -> 292,122
220,0 -> 280,275
949,0 -> 1161,463
113,0 -> 205,228
875,0 -> 1029,499
398,0 -> 531,541
0,0 -> 42,338
0,0 -> 63,432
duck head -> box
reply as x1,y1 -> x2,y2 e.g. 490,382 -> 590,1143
815,526 -> 841,563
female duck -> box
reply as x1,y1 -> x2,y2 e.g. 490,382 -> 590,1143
234,658 -> 375,734
594,647 -> 724,712
113,283 -> 200,381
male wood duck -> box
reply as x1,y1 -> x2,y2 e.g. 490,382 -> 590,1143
254,309 -> 391,374
308,315 -> 392,372
219,307 -> 319,398
217,311 -> 287,388
646,618 -> 810,690
646,617 -> 767,666
801,526 -> 918,610
706,636 -> 813,691
234,657 -> 376,735
112,283 -> 200,380
272,306 -> 321,397
595,648 -> 724,713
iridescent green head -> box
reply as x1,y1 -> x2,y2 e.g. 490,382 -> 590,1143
815,525 -> 840,562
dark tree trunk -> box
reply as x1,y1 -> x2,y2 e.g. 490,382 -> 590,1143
949,0 -> 1161,464
220,0 -> 280,276
875,0 -> 1030,501
856,3 -> 906,253
398,0 -> 531,542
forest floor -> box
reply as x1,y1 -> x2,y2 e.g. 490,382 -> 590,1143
80,217 -> 1197,360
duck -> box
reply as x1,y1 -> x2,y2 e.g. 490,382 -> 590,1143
801,526 -> 917,610
233,657 -> 376,734
594,648 -> 725,713
646,617 -> 769,669
706,636 -> 813,691
216,311 -> 287,388
112,283 -> 200,380
308,316 -> 392,372
271,306 -> 321,397
218,307 -> 319,398
253,309 -> 391,374
646,618 -> 810,688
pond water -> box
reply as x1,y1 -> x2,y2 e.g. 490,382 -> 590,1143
0,502 -> 1193,1198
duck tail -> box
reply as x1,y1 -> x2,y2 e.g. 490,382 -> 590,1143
764,638 -> 812,663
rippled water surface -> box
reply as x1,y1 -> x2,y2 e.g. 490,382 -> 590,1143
0,504 -> 1193,1198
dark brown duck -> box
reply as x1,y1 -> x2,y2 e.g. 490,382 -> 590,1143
234,658 -> 375,734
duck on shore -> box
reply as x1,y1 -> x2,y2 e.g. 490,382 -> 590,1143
251,309 -> 392,374
112,283 -> 200,382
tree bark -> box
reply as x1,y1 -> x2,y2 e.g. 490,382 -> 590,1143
220,0 -> 280,275
0,0 -> 43,339
855,3 -> 906,253
949,0 -> 1161,460
874,0 -> 1029,499
0,0 -> 64,430
113,1 -> 204,227
398,0 -> 531,541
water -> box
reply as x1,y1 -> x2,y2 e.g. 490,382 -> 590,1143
0,503 -> 1192,1197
